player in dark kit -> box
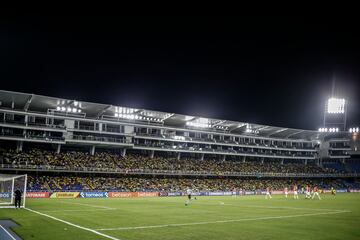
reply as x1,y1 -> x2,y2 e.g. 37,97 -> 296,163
14,189 -> 22,209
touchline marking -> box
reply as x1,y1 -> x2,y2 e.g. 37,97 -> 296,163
97,210 -> 351,231
25,208 -> 120,240
0,224 -> 16,240
59,201 -> 115,210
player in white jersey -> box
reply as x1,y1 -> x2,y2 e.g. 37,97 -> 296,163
185,188 -> 196,206
293,185 -> 299,199
265,187 -> 272,199
305,185 -> 311,199
284,187 -> 288,198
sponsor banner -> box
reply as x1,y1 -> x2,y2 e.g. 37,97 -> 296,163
191,192 -> 201,196
208,191 -> 233,196
167,192 -> 182,196
50,192 -> 80,199
138,192 -> 159,197
109,192 -> 134,198
26,192 -> 49,198
208,192 -> 223,196
336,189 -> 347,193
350,189 -> 360,193
271,191 -> 283,195
245,191 -> 255,195
80,192 -> 108,198
0,192 -> 10,198
108,192 -> 159,198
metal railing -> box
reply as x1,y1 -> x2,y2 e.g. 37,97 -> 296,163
70,135 -> 128,143
0,132 -> 65,141
0,119 -> 66,129
135,133 -> 316,151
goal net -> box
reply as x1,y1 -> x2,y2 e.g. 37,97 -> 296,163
0,174 -> 27,208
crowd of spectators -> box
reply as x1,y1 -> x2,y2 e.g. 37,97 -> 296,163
1,149 -> 339,175
27,175 -> 352,192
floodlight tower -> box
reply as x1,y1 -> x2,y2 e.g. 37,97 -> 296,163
323,97 -> 347,131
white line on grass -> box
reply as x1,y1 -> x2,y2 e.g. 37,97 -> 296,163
43,209 -> 114,213
25,208 -> 120,240
58,201 -> 115,210
178,200 -> 348,212
225,204 -> 349,212
96,210 -> 350,231
0,225 -> 16,240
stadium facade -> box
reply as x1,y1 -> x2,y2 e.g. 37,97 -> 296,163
0,90 -> 359,179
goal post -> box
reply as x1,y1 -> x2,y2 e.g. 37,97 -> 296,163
0,174 -> 27,208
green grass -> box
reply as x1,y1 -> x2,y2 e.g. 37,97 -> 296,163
1,193 -> 360,240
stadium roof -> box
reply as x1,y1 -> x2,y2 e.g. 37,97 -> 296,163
0,90 -> 349,140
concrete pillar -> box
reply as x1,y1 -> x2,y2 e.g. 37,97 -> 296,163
177,152 -> 181,160
200,153 -> 204,161
90,145 -> 95,156
24,115 -> 28,126
121,148 -> 127,157
56,144 -> 61,154
16,141 -> 23,152
304,159 -> 308,165
242,156 -> 246,163
281,159 -> 284,165
261,158 -> 264,164
222,155 -> 226,161
149,150 -> 154,159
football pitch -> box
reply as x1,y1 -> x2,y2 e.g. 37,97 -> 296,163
1,194 -> 359,240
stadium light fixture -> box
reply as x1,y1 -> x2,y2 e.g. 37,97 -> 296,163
318,127 -> 339,133
349,127 -> 359,133
184,116 -> 194,121
327,98 -> 345,114
186,118 -> 210,128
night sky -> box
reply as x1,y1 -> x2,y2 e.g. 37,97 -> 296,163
1,16 -> 359,130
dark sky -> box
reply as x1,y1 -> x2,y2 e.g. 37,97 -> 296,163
1,16 -> 359,130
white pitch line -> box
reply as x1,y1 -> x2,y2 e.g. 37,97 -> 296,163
183,200 -> 349,212
0,224 -> 16,240
43,209 -> 114,213
97,210 -> 350,231
160,200 -> 348,212
25,208 -> 120,240
226,204 -> 349,212
58,201 -> 115,210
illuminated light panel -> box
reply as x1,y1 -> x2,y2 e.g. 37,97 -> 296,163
327,98 -> 345,114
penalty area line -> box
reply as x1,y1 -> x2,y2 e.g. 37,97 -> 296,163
25,208 -> 120,240
97,210 -> 351,231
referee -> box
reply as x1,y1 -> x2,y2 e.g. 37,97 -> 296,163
14,189 -> 22,209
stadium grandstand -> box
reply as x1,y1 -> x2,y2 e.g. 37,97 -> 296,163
0,89 -> 359,194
